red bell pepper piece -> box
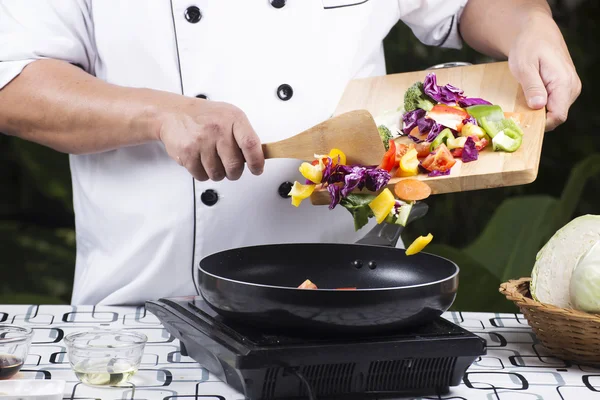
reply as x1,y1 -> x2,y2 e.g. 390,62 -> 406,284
379,139 -> 397,172
427,104 -> 469,131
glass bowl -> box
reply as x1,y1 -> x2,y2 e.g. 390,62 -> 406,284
0,324 -> 33,380
64,330 -> 147,387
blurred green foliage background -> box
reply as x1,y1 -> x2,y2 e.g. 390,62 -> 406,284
0,0 -> 598,310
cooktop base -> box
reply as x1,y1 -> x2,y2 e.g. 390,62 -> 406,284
146,296 -> 486,400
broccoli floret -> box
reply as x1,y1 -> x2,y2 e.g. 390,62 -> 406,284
404,81 -> 435,112
377,125 -> 393,150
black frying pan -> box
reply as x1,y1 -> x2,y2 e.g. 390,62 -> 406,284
198,203 -> 459,336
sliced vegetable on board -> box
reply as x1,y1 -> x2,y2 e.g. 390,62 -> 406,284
287,71 -> 526,233
398,147 -> 420,177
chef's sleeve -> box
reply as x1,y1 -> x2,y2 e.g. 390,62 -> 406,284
397,0 -> 469,49
0,0 -> 96,90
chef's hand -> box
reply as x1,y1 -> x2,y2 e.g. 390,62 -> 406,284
158,100 -> 265,181
507,14 -> 581,131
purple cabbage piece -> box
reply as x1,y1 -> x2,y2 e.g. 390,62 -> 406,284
327,184 -> 342,209
426,123 -> 445,142
458,97 -> 492,108
423,74 -> 441,101
417,117 -> 434,133
402,109 -> 426,135
321,157 -> 334,183
462,137 -> 479,163
364,168 -> 391,192
423,73 -> 466,105
462,116 -> 478,126
341,166 -> 366,197
324,164 -> 391,204
407,134 -> 424,143
428,169 -> 451,177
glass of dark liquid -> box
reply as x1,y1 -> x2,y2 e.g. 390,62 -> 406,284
0,325 -> 33,380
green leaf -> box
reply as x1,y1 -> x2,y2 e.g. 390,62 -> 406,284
340,194 -> 376,231
463,196 -> 558,282
554,154 -> 600,229
426,244 -> 515,313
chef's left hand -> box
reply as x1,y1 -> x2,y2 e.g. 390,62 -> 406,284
507,13 -> 581,131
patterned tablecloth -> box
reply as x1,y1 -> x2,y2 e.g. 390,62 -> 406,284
1,304 -> 599,399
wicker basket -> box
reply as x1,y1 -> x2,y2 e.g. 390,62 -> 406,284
499,277 -> 600,366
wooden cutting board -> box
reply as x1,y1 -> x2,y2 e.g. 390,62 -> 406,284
310,61 -> 546,206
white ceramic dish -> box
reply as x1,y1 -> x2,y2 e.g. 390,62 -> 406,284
0,379 -> 65,400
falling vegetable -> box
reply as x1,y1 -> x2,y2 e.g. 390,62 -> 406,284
368,188 -> 396,224
405,233 -> 433,256
288,182 -> 316,207
393,179 -> 432,201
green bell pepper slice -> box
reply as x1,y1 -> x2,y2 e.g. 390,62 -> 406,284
466,105 -> 504,124
429,128 -> 454,151
480,117 -> 524,139
492,128 -> 523,152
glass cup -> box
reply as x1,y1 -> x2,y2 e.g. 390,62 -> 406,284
64,330 -> 147,387
0,324 -> 34,380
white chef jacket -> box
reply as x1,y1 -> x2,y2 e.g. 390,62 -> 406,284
0,0 -> 468,305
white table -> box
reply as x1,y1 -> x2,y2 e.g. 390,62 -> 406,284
1,304 -> 598,399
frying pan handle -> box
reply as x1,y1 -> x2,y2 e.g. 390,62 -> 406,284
355,202 -> 429,247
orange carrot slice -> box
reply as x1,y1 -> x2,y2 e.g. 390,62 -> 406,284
394,179 -> 432,201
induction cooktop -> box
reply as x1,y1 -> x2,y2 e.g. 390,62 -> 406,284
146,296 -> 486,400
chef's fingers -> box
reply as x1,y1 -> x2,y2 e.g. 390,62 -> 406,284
200,144 -> 226,182
185,154 -> 209,182
544,62 -> 580,132
216,135 -> 245,181
510,61 -> 548,110
232,115 -> 265,176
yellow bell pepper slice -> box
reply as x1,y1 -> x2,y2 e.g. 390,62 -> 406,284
460,123 -> 486,139
405,233 -> 433,256
398,148 -> 419,177
368,188 -> 396,224
329,148 -> 346,166
299,161 -> 323,184
289,181 -> 316,207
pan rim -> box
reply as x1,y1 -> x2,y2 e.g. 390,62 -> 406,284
198,243 -> 459,292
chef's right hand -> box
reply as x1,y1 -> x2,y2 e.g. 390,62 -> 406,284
158,99 -> 265,181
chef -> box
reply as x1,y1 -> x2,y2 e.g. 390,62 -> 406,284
0,0 -> 580,305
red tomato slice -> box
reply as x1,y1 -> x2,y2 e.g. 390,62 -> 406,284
422,144 -> 456,172
396,143 -> 410,159
421,153 -> 435,170
311,157 -> 331,167
475,138 -> 489,151
451,148 -> 463,158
